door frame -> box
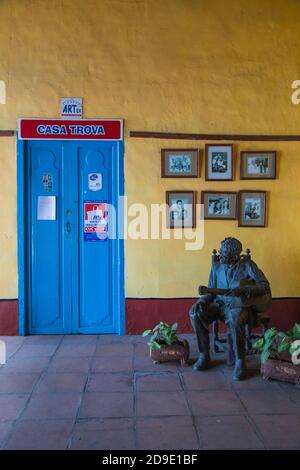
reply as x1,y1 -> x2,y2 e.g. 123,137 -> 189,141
17,135 -> 125,335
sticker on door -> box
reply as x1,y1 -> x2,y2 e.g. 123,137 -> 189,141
84,201 -> 107,241
42,173 -> 53,192
88,173 -> 102,191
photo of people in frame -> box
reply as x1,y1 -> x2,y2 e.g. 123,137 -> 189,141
202,191 -> 237,220
161,149 -> 199,178
240,151 -> 276,180
211,152 -> 228,173
168,154 -> 192,173
205,144 -> 233,181
170,198 -> 188,222
247,156 -> 269,175
208,196 -> 230,215
238,191 -> 266,227
166,191 -> 195,228
244,197 -> 261,220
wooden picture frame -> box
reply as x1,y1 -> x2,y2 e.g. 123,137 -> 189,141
166,190 -> 196,228
201,191 -> 237,220
240,151 -> 277,180
205,144 -> 234,181
161,149 -> 200,178
238,190 -> 267,227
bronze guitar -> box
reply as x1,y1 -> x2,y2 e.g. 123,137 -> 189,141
198,278 -> 255,297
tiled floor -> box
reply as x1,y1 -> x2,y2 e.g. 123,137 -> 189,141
0,334 -> 299,450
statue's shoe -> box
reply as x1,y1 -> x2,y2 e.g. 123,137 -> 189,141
232,359 -> 247,380
193,354 -> 211,371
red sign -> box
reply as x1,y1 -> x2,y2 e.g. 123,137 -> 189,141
84,201 -> 108,241
18,118 -> 123,140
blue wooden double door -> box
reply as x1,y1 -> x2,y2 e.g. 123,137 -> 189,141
25,140 -> 124,334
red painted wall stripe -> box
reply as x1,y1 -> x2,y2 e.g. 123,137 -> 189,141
126,298 -> 300,334
0,300 -> 18,335
0,298 -> 299,335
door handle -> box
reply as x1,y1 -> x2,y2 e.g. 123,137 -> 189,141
66,221 -> 71,233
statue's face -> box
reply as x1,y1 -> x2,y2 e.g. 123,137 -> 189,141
219,245 -> 240,265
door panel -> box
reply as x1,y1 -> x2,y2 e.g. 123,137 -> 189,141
76,143 -> 114,332
29,142 -> 71,333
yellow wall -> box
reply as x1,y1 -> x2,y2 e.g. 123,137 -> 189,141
0,137 -> 17,298
126,138 -> 300,297
0,0 -> 300,299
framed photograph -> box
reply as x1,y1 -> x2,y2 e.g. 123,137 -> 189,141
238,191 -> 267,227
201,191 -> 237,220
205,144 -> 234,181
161,149 -> 199,178
166,191 -> 196,228
240,151 -> 277,179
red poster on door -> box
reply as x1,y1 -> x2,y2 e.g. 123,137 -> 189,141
84,201 -> 108,241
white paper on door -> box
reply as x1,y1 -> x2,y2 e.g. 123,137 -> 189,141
37,196 -> 56,220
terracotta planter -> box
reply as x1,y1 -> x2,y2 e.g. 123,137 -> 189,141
261,357 -> 300,387
150,340 -> 190,366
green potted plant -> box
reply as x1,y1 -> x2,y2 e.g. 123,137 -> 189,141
253,324 -> 300,387
143,321 -> 189,366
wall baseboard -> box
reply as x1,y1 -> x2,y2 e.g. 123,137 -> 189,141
0,299 -> 18,335
126,297 -> 300,334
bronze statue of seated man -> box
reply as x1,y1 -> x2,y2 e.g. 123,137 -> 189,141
189,237 -> 272,380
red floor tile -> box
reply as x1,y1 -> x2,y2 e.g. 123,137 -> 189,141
55,343 -> 96,357
136,391 -> 190,417
182,370 -> 231,391
23,335 -> 63,345
251,414 -> 300,449
70,418 -> 135,450
0,373 -> 40,393
22,393 -> 82,419
13,343 -> 58,358
0,337 -> 25,359
277,381 -> 300,402
231,371 -> 282,390
186,390 -> 244,416
87,373 -> 133,392
34,373 -> 87,394
0,394 -> 29,420
47,356 -> 92,374
0,356 -> 50,374
94,343 -> 134,357
60,335 -> 98,345
134,356 -> 179,373
79,392 -> 133,418
136,373 -> 182,391
4,419 -> 74,450
0,421 -> 13,448
91,356 -> 133,373
195,415 -> 264,449
134,343 -> 151,357
237,389 -> 299,414
136,416 -> 199,450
